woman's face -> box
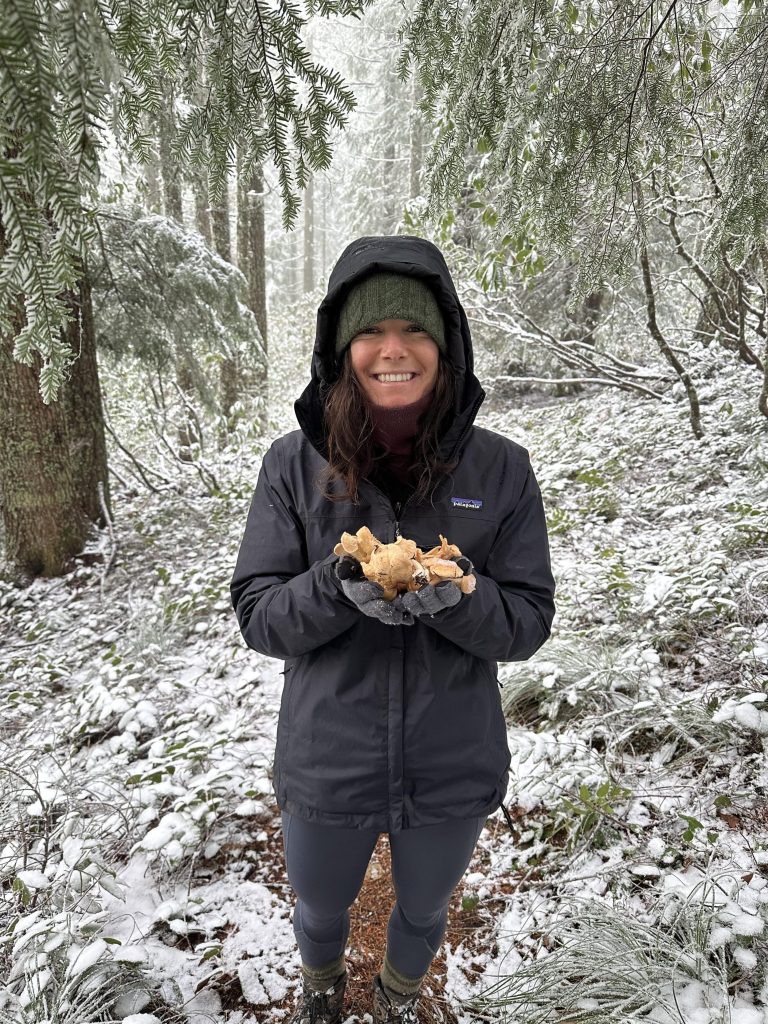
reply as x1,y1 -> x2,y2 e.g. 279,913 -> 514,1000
349,319 -> 440,408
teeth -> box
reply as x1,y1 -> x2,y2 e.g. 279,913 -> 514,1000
375,373 -> 416,382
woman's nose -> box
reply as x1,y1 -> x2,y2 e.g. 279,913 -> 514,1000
379,330 -> 408,356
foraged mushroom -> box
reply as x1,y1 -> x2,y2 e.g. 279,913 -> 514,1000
333,528 -> 475,600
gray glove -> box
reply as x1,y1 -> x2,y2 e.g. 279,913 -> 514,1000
334,555 -> 415,626
400,556 -> 474,618
401,580 -> 461,617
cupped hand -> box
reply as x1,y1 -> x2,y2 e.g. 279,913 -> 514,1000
334,555 -> 415,625
400,579 -> 462,617
400,555 -> 474,618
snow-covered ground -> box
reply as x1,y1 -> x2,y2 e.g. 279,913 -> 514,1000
1,307 -> 766,1023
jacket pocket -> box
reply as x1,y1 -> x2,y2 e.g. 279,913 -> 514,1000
275,662 -> 297,779
280,663 -> 295,707
283,662 -> 299,722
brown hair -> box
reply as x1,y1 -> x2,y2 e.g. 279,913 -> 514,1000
318,347 -> 461,507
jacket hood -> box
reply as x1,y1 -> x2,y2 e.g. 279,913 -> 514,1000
293,234 -> 485,464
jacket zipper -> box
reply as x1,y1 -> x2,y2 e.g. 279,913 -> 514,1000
363,476 -> 413,542
393,493 -> 417,541
388,395 -> 484,539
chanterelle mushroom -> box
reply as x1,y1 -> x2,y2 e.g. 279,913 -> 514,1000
333,529 -> 476,601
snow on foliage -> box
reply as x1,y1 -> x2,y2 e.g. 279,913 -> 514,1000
0,294 -> 766,1022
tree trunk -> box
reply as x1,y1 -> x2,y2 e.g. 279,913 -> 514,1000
381,68 -> 399,231
321,175 -> 327,285
227,147 -> 268,443
158,79 -> 183,223
453,182 -> 476,250
582,289 -> 604,346
383,137 -> 397,232
176,356 -> 201,463
237,154 -> 267,345
290,227 -> 301,302
683,238 -> 762,367
563,280 -> 605,347
192,163 -> 213,248
303,173 -> 315,294
247,163 -> 268,434
409,75 -> 424,199
0,263 -> 112,581
554,267 -> 607,394
219,351 -> 240,432
634,179 -> 702,439
190,50 -> 213,246
758,243 -> 768,419
141,112 -> 163,215
236,146 -> 249,277
211,178 -> 232,262
692,258 -> 740,349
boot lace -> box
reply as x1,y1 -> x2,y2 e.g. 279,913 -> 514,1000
386,999 -> 419,1022
297,979 -> 340,1024
375,979 -> 420,1023
305,990 -> 329,1024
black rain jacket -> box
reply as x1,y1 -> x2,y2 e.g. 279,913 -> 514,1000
230,235 -> 556,833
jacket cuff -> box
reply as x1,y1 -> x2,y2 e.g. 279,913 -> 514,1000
320,551 -> 344,592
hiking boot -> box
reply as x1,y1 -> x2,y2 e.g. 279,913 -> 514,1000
372,972 -> 420,1022
287,969 -> 347,1023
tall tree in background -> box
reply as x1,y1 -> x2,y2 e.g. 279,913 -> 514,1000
235,143 -> 268,439
210,179 -> 233,264
139,112 -> 163,215
409,74 -> 424,201
156,72 -> 207,460
381,66 -> 399,232
157,76 -> 183,224
298,0 -> 424,254
191,162 -> 214,249
190,52 -> 214,248
0,0 -> 370,580
289,228 -> 302,301
0,266 -> 110,577
236,149 -> 268,345
303,173 -> 315,293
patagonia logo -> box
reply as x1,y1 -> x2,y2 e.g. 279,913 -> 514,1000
451,496 -> 483,510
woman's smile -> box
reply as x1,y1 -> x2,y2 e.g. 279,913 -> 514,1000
371,372 -> 419,384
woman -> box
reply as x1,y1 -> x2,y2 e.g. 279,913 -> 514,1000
230,234 -> 556,1023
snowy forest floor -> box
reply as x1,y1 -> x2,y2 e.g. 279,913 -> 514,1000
1,315 -> 768,1024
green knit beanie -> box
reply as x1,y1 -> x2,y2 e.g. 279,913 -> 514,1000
334,271 -> 446,360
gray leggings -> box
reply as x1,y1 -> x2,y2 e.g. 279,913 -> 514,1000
281,810 -> 486,979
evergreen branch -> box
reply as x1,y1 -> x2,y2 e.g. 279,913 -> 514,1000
0,0 -> 362,382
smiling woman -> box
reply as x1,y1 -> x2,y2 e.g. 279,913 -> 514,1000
349,319 -> 440,408
230,234 -> 556,1024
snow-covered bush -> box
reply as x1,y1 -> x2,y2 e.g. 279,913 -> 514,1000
3,255 -> 768,1020
460,869 -> 768,1023
0,756 -> 162,1023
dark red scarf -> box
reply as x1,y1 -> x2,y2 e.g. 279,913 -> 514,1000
370,391 -> 432,470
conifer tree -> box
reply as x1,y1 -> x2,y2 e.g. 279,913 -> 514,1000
397,0 -> 768,421
398,0 -> 768,295
0,0 -> 371,403
0,0 -> 370,579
